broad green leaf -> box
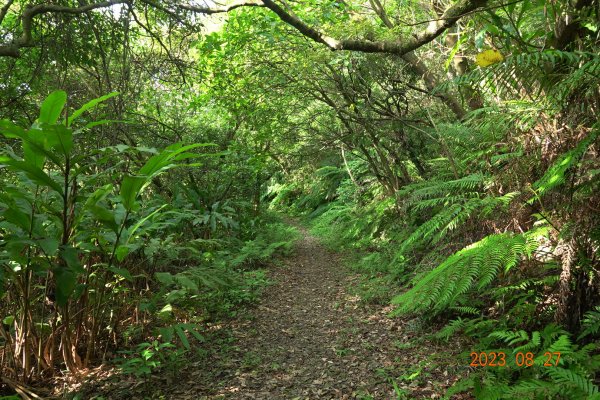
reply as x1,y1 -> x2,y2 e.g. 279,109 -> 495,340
0,156 -> 63,195
84,184 -> 114,208
116,245 -> 130,262
81,184 -> 117,230
84,119 -> 129,129
583,22 -> 598,32
165,289 -> 187,303
45,125 -> 74,155
88,205 -> 118,232
7,128 -> 63,168
39,91 -> 67,125
54,268 -> 76,306
126,204 -> 167,243
158,326 -> 175,342
444,35 -> 468,71
182,324 -> 204,342
119,143 -> 216,211
67,92 -> 119,126
138,143 -> 215,176
120,175 -> 147,211
155,272 -> 174,286
53,246 -> 85,306
59,246 -> 84,274
0,120 -> 26,138
175,275 -> 198,292
2,208 -> 31,231
174,325 -> 191,350
22,133 -> 47,169
158,303 -> 173,318
37,238 -> 59,256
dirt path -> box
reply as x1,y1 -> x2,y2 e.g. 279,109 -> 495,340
204,226 -> 397,399
185,225 -> 459,399
78,224 -> 462,399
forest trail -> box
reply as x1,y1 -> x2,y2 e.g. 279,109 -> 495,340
186,223 -> 458,399
72,222 -> 461,399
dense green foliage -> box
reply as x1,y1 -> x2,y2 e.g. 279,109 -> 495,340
0,89 -> 300,385
1,0 -> 599,397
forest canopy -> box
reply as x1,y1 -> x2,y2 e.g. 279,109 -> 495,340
1,0 -> 599,398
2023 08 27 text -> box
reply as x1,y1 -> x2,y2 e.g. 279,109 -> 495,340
469,351 -> 561,367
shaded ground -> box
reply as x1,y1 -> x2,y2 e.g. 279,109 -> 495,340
72,223 -> 467,399
183,224 -> 465,399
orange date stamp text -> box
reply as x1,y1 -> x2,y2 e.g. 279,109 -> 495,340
469,351 -> 561,367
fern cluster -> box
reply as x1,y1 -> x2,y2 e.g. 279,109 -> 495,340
441,50 -> 600,109
392,232 -> 542,314
579,306 -> 600,340
271,42 -> 600,400
398,192 -> 518,255
447,325 -> 600,399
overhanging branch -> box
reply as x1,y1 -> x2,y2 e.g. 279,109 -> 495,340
261,0 -> 488,55
0,0 -> 265,57
0,0 -> 127,57
1,0 -> 487,58
174,0 -> 265,14
0,0 -> 15,26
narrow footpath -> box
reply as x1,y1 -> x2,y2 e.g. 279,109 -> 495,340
188,225 -> 463,399
79,224 -> 465,399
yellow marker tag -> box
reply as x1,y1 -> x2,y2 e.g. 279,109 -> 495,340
475,50 -> 504,67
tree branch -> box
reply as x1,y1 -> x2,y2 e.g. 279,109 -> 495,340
1,0 -> 487,59
260,0 -> 488,55
174,0 -> 265,15
0,0 -> 15,26
0,0 -> 126,57
128,4 -> 188,83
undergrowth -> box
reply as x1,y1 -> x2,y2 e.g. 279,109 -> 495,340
268,98 -> 600,398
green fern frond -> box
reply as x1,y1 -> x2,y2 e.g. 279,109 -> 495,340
579,306 -> 600,340
402,173 -> 486,202
513,331 -> 542,353
454,323 -> 600,399
547,367 -> 599,396
530,126 -> 599,201
400,187 -> 522,255
399,196 -> 511,255
450,306 -> 480,316
576,343 -> 599,360
484,191 -> 520,210
435,318 -> 468,341
506,379 -> 555,397
392,233 -> 535,314
490,150 -> 523,166
489,329 -> 530,346
435,314 -> 496,341
493,275 -> 559,294
444,376 -> 476,399
540,323 -> 568,340
444,50 -> 600,108
398,202 -> 464,253
547,334 -> 574,356
408,195 -> 471,212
